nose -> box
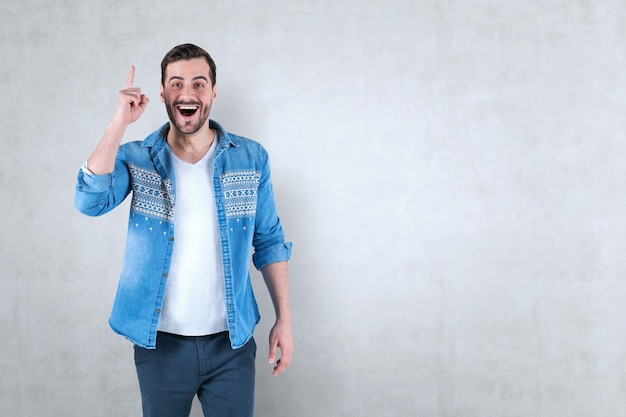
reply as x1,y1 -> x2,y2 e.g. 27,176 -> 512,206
179,84 -> 196,100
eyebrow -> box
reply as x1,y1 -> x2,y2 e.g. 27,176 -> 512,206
168,75 -> 209,83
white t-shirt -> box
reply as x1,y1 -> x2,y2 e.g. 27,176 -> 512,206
157,139 -> 228,335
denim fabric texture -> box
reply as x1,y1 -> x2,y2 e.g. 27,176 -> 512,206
75,119 -> 292,349
134,332 -> 256,417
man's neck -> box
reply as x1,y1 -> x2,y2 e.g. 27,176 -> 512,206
167,125 -> 215,164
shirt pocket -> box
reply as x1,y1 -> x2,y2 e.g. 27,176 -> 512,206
220,170 -> 261,218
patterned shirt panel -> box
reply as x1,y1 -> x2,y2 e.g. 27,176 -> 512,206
221,170 -> 261,218
129,164 -> 175,222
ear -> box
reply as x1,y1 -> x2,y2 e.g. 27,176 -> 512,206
160,84 -> 165,103
211,85 -> 217,103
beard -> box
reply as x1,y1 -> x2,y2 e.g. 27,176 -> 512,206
164,99 -> 211,135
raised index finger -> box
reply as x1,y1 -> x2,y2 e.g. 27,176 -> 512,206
125,65 -> 135,89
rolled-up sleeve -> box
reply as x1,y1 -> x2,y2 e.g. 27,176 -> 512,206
251,151 -> 292,269
74,159 -> 131,217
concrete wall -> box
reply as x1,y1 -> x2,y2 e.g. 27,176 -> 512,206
2,1 -> 626,416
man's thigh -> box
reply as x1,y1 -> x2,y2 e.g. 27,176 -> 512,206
134,333 -> 200,417
197,336 -> 256,417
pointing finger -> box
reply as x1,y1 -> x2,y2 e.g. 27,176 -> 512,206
125,65 -> 135,89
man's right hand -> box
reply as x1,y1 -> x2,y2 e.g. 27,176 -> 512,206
85,66 -> 150,175
112,65 -> 149,126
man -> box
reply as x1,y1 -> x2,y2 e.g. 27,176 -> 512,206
74,43 -> 293,417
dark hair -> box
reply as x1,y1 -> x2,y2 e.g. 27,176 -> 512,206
160,43 -> 216,86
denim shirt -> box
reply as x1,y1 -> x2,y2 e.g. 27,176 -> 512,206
75,120 -> 292,349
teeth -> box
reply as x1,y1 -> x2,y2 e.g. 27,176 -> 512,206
177,105 -> 199,110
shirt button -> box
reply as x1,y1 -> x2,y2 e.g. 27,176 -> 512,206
163,273 -> 168,277
169,237 -> 174,241
155,309 -> 161,314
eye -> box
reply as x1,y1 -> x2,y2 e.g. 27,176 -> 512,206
194,83 -> 205,88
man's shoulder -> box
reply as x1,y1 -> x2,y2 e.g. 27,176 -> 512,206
227,132 -> 265,151
118,123 -> 168,157
119,140 -> 145,150
118,140 -> 149,158
212,119 -> 266,153
223,133 -> 269,166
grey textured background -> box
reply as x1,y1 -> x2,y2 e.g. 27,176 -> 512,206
2,1 -> 626,416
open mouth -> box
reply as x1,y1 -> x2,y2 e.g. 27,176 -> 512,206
177,104 -> 200,117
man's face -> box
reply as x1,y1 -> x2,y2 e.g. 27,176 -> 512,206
160,57 -> 216,136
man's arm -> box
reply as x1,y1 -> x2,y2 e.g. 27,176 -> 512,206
260,260 -> 293,377
87,65 -> 149,175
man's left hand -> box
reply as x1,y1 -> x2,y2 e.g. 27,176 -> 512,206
268,319 -> 293,377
